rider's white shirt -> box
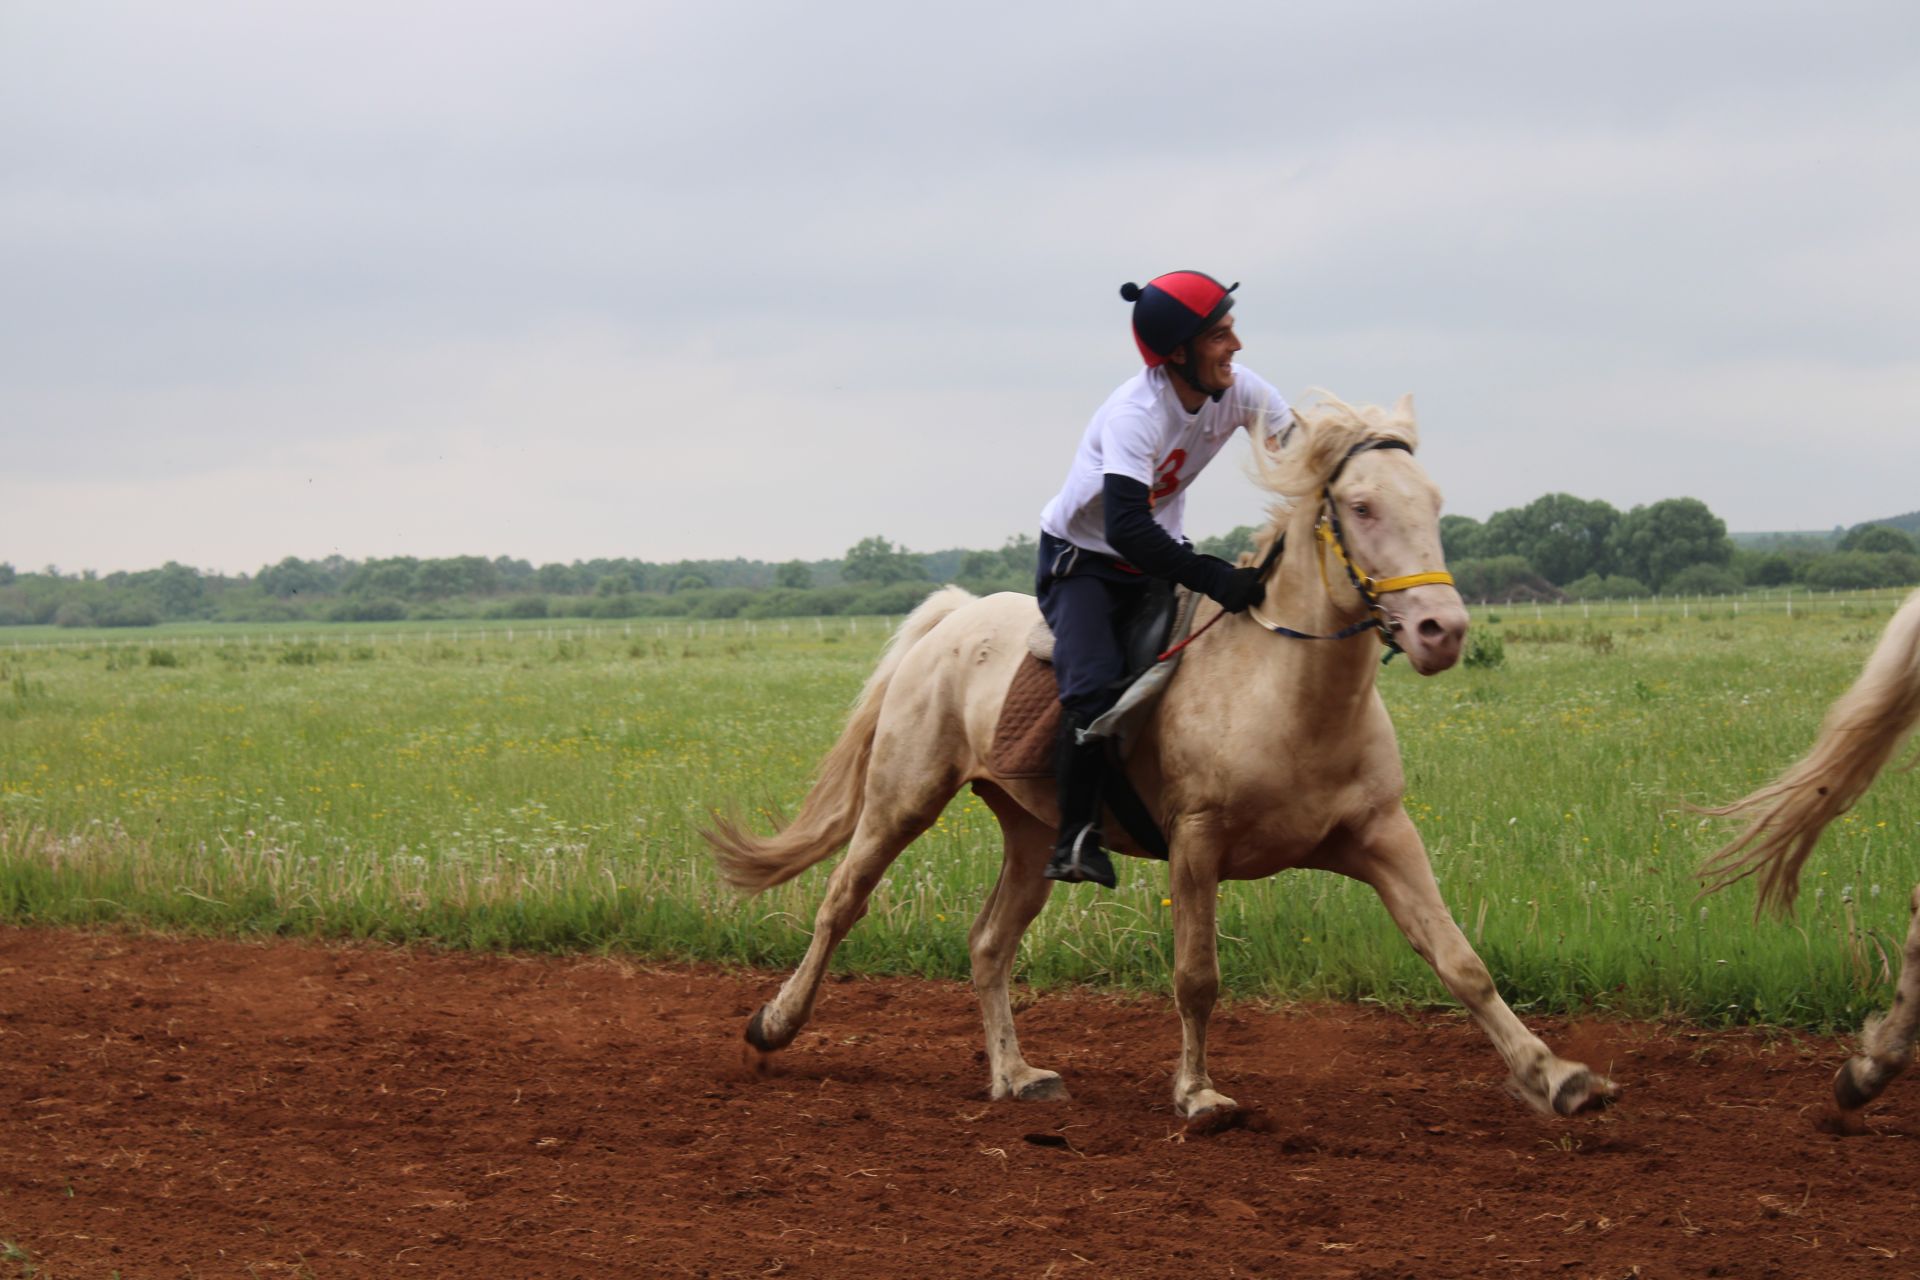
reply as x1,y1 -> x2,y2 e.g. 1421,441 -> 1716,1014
1040,364 -> 1291,560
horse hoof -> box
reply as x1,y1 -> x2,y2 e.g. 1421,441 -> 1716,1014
1833,1059 -> 1881,1113
1178,1089 -> 1238,1121
1551,1069 -> 1619,1116
1013,1072 -> 1069,1102
745,1005 -> 792,1053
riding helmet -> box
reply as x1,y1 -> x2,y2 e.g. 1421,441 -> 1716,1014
1118,271 -> 1238,368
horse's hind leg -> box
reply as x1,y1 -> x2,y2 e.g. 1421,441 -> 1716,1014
1835,883 -> 1920,1115
746,765 -> 956,1055
970,784 -> 1064,1101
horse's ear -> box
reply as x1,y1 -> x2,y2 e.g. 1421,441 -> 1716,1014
1393,392 -> 1415,424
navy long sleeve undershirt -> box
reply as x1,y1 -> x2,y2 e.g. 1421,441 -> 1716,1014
1101,474 -> 1240,601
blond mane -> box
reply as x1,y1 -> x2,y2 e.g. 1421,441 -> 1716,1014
1242,391 -> 1421,565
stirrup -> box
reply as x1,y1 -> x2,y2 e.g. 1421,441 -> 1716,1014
1044,824 -> 1116,889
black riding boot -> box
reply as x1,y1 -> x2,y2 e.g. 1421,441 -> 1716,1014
1042,710 -> 1116,888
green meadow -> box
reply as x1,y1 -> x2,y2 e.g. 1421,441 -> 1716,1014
2,592 -> 1915,1030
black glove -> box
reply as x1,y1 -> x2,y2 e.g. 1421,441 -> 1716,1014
1177,555 -> 1264,613
1209,564 -> 1266,614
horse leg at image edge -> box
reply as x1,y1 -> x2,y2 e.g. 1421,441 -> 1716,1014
969,789 -> 1067,1101
745,785 -> 950,1055
1168,831 -> 1237,1119
1346,810 -> 1617,1116
1835,883 -> 1920,1114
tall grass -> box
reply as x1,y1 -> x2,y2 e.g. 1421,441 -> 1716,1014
2,597 -> 1914,1028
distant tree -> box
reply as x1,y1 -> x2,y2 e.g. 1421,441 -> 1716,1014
344,557 -> 419,598
996,533 -> 1037,575
1439,515 -> 1485,562
1746,553 -> 1795,587
775,559 -> 813,589
1608,498 -> 1732,592
1664,563 -> 1743,596
412,555 -> 499,600
0,563 -> 14,587
842,536 -> 927,585
152,561 -> 205,618
1840,525 -> 1917,556
492,556 -> 536,590
1801,552 -> 1896,591
1448,556 -> 1549,602
1479,494 -> 1619,585
1196,525 -> 1259,562
257,556 -> 335,599
536,562 -> 587,595
674,573 -> 709,593
957,550 -> 999,579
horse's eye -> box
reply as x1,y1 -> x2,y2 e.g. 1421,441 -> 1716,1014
1352,501 -> 1371,518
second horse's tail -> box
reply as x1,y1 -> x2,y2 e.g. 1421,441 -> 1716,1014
1699,588 -> 1920,915
704,586 -> 976,895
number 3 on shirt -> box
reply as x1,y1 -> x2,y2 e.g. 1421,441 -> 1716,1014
1149,449 -> 1188,505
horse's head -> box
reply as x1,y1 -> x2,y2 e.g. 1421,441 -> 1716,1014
1254,392 -> 1469,675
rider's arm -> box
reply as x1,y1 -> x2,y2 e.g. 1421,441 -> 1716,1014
1103,474 -> 1263,612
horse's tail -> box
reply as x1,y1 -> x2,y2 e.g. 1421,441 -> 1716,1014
1698,588 -> 1920,916
704,586 -> 976,895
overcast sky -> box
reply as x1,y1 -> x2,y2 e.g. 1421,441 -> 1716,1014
2,1 -> 1915,575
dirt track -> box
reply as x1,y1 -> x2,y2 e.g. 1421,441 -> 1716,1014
3,927 -> 1918,1278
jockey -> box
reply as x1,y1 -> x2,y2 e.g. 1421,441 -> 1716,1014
1036,271 -> 1291,887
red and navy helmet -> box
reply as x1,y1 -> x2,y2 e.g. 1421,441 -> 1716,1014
1119,271 -> 1238,368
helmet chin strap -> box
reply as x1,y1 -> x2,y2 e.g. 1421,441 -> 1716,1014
1167,354 -> 1228,403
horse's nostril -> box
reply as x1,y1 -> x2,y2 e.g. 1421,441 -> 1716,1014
1419,618 -> 1446,640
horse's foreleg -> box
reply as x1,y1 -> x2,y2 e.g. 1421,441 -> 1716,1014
968,793 -> 1064,1101
747,779 -> 951,1055
1343,810 -> 1617,1116
1835,883 -> 1920,1115
1170,832 -> 1235,1119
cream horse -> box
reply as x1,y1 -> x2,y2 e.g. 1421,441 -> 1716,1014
708,395 -> 1617,1120
1700,586 -> 1920,1120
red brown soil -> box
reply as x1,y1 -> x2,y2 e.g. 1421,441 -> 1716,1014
3,927 -> 1917,1279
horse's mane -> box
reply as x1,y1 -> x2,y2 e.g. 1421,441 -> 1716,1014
1243,391 -> 1420,567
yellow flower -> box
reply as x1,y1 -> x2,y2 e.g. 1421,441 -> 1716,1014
1160,897 -> 1172,907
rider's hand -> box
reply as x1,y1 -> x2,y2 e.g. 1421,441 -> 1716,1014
1211,565 -> 1266,614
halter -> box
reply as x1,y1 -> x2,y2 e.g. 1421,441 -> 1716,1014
1246,438 -> 1455,662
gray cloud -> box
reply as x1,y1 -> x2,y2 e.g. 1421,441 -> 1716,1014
3,1 -> 1916,573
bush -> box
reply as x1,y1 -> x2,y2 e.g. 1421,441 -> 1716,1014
215,596 -> 313,624
329,597 -> 408,622
1563,573 -> 1650,600
1463,631 -> 1506,670
623,594 -> 691,618
1449,556 -> 1556,603
849,582 -> 939,615
1663,564 -> 1743,596
1801,551 -> 1915,591
686,589 -> 757,620
741,588 -> 822,619
492,595 -> 550,620
52,602 -> 95,628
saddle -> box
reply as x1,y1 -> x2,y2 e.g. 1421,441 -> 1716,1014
987,580 -> 1202,859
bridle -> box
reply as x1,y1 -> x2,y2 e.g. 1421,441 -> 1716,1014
1244,438 -> 1455,662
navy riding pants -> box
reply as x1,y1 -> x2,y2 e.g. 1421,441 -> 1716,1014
1035,531 -> 1153,719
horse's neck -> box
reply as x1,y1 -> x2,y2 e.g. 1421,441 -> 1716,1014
1209,500 -> 1381,711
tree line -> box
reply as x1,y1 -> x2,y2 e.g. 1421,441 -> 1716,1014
0,536 -> 1040,629
2,501 -> 1914,629
1197,498 -> 1919,602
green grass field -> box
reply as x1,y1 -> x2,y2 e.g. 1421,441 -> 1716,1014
2,592 -> 1915,1030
